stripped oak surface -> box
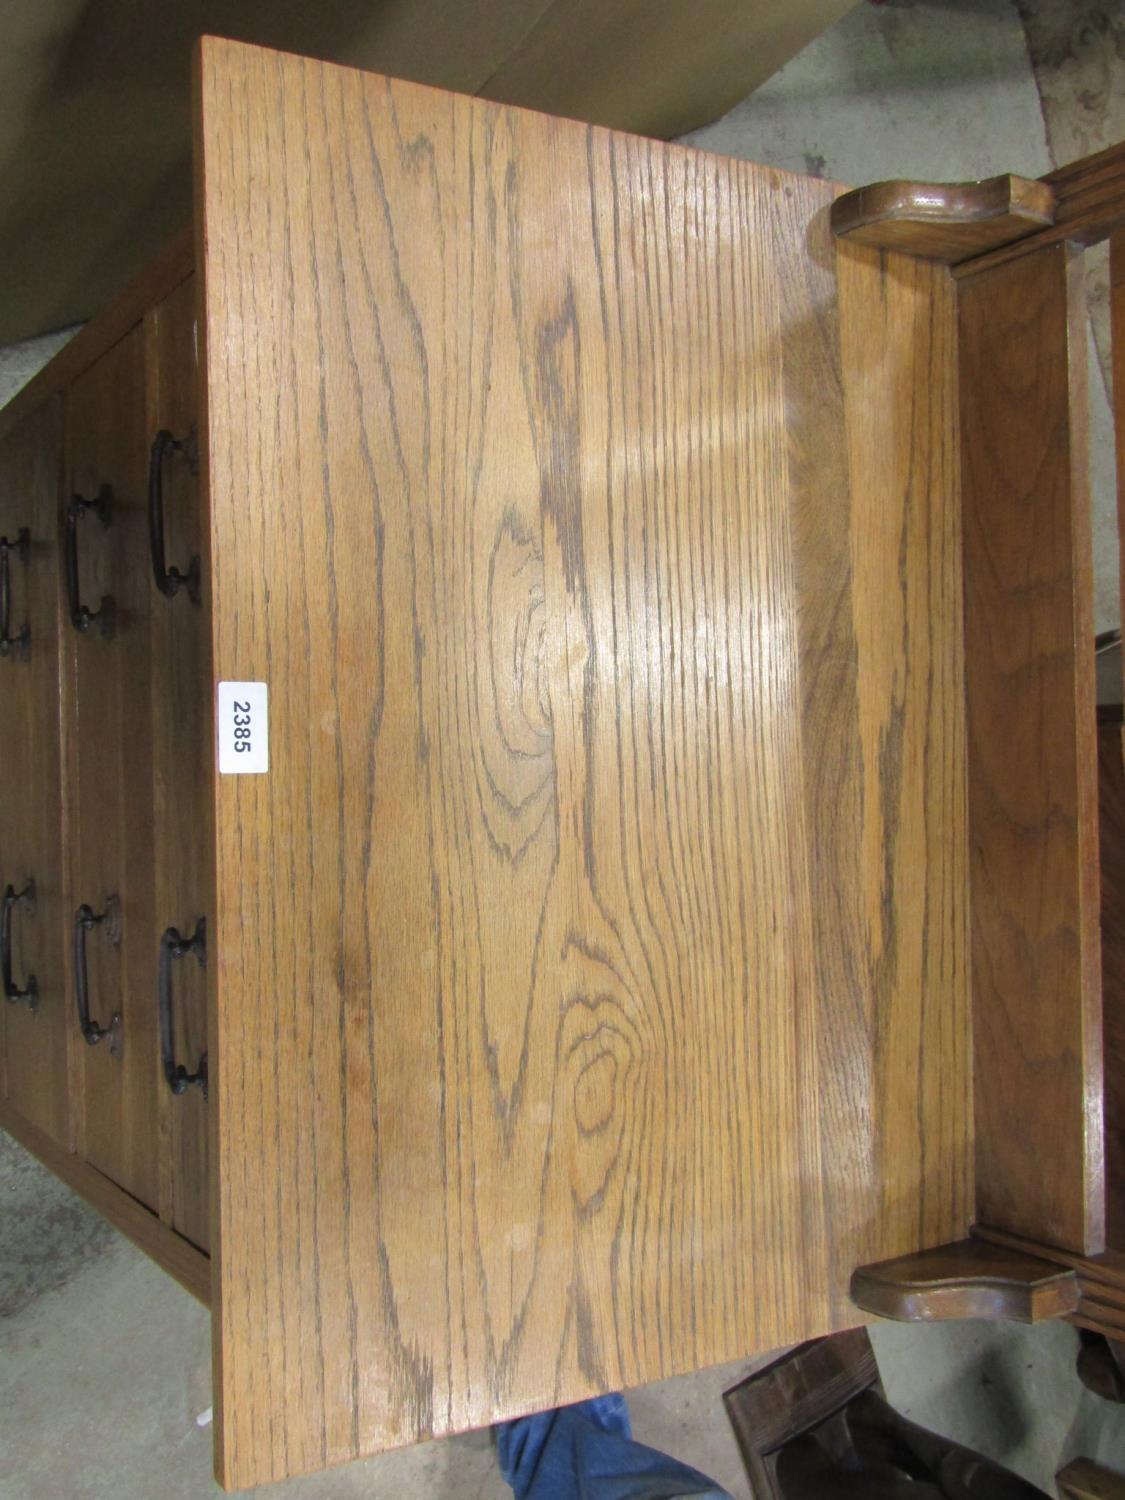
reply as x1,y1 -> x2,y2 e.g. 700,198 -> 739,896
960,246 -> 1104,1255
195,37 -> 969,1489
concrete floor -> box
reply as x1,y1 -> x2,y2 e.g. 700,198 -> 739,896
3,1 -> 1125,1495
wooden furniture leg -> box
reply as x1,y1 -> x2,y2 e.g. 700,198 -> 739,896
723,1330 -> 883,1498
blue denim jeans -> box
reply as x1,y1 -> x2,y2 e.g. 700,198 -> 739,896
495,1395 -> 732,1500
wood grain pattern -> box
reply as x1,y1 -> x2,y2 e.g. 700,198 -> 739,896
850,1239 -> 1079,1323
972,1227 -> 1125,1344
0,1095 -> 209,1304
1101,709 -> 1125,1250
833,244 -> 970,1277
1078,1297 -> 1125,1339
1027,140 -> 1125,244
195,37 -> 969,1488
1075,1278 -> 1125,1316
66,328 -> 161,1211
0,398 -> 69,1146
1058,1458 -> 1125,1500
974,1225 -> 1125,1287
960,245 -> 1104,1255
724,1329 -> 882,1500
146,274 -> 211,1252
830,174 -> 1055,263
956,141 -> 1125,279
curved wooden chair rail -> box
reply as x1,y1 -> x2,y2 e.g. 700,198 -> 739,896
830,172 -> 1056,262
850,1239 -> 1079,1324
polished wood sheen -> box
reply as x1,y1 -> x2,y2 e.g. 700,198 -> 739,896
850,1239 -> 1079,1323
960,245 -> 1104,1255
974,1226 -> 1125,1345
830,174 -> 1055,263
0,399 -> 69,1146
146,274 -> 211,1252
956,142 -> 1125,278
195,37 -> 970,1488
0,60 -> 1119,1490
976,1225 -> 1125,1281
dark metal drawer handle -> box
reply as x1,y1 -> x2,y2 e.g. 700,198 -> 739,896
158,918 -> 207,1097
2,881 -> 37,1008
0,529 -> 31,660
74,900 -> 121,1047
66,487 -> 115,637
148,429 -> 201,602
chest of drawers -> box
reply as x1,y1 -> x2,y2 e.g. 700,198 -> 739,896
2,33 -> 1117,1492
2,247 -> 210,1262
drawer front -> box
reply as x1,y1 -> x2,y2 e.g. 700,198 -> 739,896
0,398 -> 69,1146
67,326 -> 160,1210
147,274 -> 211,1251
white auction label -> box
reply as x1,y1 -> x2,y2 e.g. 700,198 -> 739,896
217,681 -> 269,774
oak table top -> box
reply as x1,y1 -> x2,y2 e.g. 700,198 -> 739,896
195,37 -> 970,1489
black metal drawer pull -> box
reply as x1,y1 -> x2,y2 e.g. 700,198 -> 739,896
0,528 -> 31,660
74,900 -> 121,1047
158,918 -> 208,1097
65,486 -> 115,637
148,429 -> 201,601
2,881 -> 37,1007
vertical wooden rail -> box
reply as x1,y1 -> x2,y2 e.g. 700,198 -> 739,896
959,242 -> 1105,1256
